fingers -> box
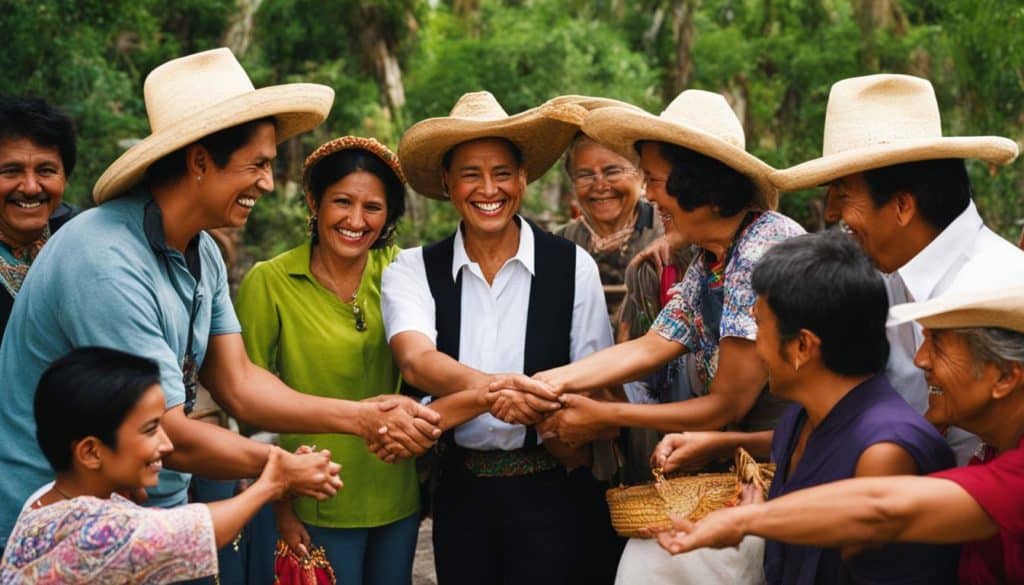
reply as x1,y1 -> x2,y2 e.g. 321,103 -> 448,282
523,393 -> 561,413
411,399 -> 442,425
489,374 -> 560,400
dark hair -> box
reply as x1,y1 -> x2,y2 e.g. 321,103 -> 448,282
752,231 -> 889,376
441,137 -> 524,172
35,347 -> 161,473
642,141 -> 756,217
0,95 -> 77,177
145,116 -> 277,190
308,148 -> 407,248
862,159 -> 971,231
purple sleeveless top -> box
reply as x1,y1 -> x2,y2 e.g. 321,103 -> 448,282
764,374 -> 959,585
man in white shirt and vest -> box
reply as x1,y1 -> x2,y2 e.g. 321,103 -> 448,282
771,74 -> 1024,464
383,92 -> 621,584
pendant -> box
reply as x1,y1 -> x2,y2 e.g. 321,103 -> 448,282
353,302 -> 367,332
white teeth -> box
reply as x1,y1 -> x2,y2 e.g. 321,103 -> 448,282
13,200 -> 43,209
338,228 -> 364,239
928,385 -> 944,396
473,201 -> 503,212
237,197 -> 256,209
660,213 -> 673,222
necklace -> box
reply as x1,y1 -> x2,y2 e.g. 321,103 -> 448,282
312,250 -> 368,332
52,485 -> 75,500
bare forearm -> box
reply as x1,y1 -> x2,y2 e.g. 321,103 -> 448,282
709,431 -> 773,461
212,365 -> 369,435
429,389 -> 490,430
163,419 -> 270,479
604,394 -> 745,433
738,476 -> 996,547
206,480 -> 278,548
554,334 -> 684,393
400,350 -> 491,398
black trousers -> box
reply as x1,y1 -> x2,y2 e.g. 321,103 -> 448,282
432,467 -> 624,585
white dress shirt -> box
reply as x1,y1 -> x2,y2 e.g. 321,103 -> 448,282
382,218 -> 614,450
884,201 -> 1024,464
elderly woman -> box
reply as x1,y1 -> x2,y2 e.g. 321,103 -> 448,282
656,286 -> 1024,585
0,347 -> 332,584
656,232 -> 958,584
235,137 -> 422,584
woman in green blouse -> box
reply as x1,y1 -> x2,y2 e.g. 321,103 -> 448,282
235,136 -> 418,584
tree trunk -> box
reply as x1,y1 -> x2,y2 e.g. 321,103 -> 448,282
852,0 -> 907,70
358,5 -> 408,124
223,0 -> 263,56
667,0 -> 697,99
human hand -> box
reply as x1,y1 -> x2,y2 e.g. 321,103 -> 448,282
360,395 -> 442,461
628,235 -> 674,276
488,373 -> 561,400
650,432 -> 726,474
530,366 -> 576,395
655,506 -> 751,555
273,500 -> 312,558
266,446 -> 343,501
541,393 -> 610,446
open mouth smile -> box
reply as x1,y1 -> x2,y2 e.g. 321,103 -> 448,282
335,227 -> 370,242
236,196 -> 258,209
470,199 -> 507,216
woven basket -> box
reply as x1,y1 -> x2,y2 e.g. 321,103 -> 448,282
605,447 -> 774,538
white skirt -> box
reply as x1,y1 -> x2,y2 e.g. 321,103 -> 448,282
614,535 -> 766,585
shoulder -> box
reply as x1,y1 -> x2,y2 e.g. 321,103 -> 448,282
730,211 -> 806,268
389,246 -> 426,271
555,219 -> 586,243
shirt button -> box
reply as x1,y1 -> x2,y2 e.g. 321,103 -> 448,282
488,425 -> 495,432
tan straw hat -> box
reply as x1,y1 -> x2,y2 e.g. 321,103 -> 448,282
397,91 -> 578,200
771,74 -> 1020,192
888,286 -> 1024,334
93,47 -> 334,204
581,89 -> 778,210
540,94 -> 645,126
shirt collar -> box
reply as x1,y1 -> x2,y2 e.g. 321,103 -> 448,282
896,200 -> 984,302
282,241 -> 316,278
451,215 -> 535,281
143,197 -> 202,279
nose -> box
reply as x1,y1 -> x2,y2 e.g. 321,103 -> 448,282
156,425 -> 174,456
256,165 -> 274,193
348,206 -> 366,228
21,171 -> 43,195
823,188 -> 841,224
481,174 -> 499,197
913,335 -> 933,371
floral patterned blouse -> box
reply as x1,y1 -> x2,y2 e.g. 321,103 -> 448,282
651,211 -> 805,398
0,492 -> 217,584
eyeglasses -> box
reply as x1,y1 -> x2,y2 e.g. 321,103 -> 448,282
572,166 -> 635,190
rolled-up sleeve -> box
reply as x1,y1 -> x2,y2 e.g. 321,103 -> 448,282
381,247 -> 438,344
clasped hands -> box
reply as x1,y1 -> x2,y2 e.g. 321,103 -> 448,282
485,372 -> 611,447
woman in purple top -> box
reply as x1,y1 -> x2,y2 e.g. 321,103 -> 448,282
756,234 -> 957,584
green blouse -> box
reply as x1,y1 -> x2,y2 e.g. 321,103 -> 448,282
235,242 -> 418,528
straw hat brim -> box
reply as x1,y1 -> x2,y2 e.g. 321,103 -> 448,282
93,83 -> 335,204
582,106 -> 779,210
888,286 -> 1024,334
398,109 -> 578,200
770,136 -> 1020,192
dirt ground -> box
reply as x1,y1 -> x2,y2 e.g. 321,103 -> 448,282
412,518 -> 437,585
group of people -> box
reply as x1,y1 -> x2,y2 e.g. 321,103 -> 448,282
0,45 -> 1021,585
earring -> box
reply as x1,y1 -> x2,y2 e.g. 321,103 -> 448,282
308,215 -> 319,244
196,175 -> 203,183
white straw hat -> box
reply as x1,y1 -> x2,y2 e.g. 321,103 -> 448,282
581,89 -> 778,210
93,48 -> 334,204
539,94 -> 645,126
888,286 -> 1024,334
397,91 -> 578,200
771,74 -> 1019,192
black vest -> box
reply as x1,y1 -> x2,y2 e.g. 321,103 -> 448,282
408,219 -> 577,448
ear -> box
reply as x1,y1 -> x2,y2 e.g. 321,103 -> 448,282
990,360 -> 1024,401
306,193 -> 318,215
892,191 -> 918,227
792,329 -> 822,370
73,437 -> 104,471
185,144 -> 209,178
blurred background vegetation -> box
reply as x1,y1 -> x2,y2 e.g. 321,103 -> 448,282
3,0 -> 1022,268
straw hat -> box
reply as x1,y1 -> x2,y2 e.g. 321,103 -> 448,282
540,94 -> 645,127
771,74 -> 1020,192
397,91 -> 578,200
302,136 -> 405,201
93,48 -> 334,204
581,90 -> 778,210
888,286 -> 1024,334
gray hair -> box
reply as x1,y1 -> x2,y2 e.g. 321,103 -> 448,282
561,132 -> 640,176
956,327 -> 1024,377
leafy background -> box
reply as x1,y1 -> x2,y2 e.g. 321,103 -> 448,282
3,0 -> 1022,267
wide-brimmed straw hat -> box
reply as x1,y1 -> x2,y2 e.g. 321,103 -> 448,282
302,136 -> 405,203
93,47 -> 334,204
771,74 -> 1019,192
889,286 -> 1024,334
540,94 -> 645,127
398,91 -> 578,200
581,90 -> 778,210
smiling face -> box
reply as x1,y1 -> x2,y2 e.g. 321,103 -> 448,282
0,137 -> 66,244
443,137 -> 526,239
914,328 -> 1006,433
753,296 -> 799,397
197,121 -> 276,229
311,170 -> 388,262
569,139 -> 642,231
96,385 -> 173,491
824,173 -> 905,273
639,141 -> 717,246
